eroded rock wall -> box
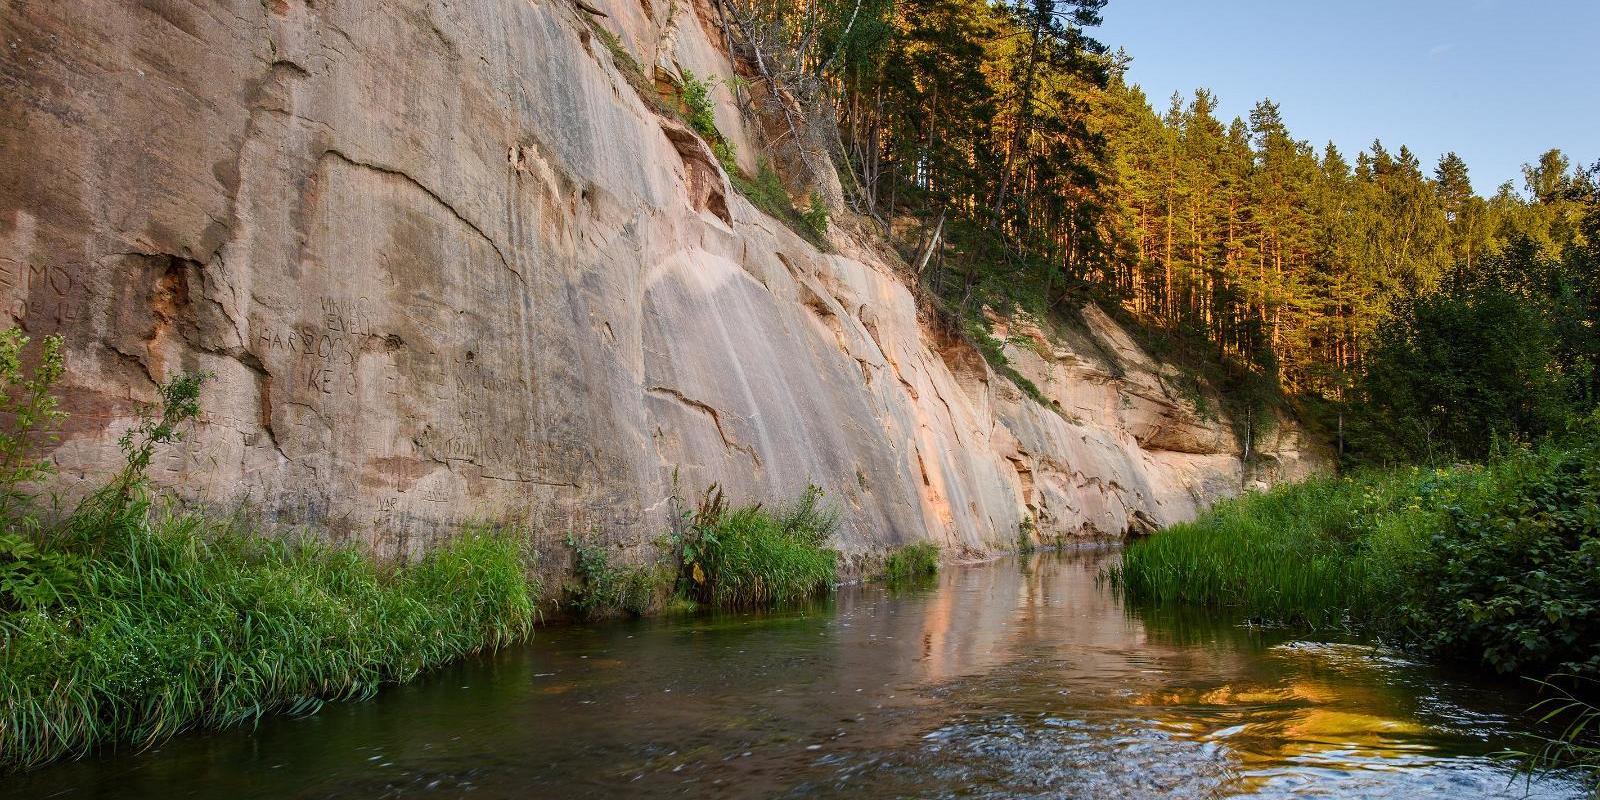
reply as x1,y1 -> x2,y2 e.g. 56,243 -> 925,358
0,0 -> 1326,562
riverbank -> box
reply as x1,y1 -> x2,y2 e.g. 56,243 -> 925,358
1110,413 -> 1600,682
7,549 -> 1586,799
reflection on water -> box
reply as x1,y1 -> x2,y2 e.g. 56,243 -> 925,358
8,547 -> 1584,799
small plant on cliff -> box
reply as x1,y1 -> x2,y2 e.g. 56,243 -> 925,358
1016,516 -> 1038,556
964,318 -> 1052,409
679,69 -> 721,143
669,483 -> 838,609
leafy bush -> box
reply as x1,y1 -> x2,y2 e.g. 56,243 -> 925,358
670,484 -> 838,609
564,533 -> 669,619
881,541 -> 939,583
1395,427 -> 1600,677
0,329 -> 75,610
1112,415 -> 1600,680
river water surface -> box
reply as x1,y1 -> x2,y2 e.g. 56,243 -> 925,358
9,547 -> 1586,799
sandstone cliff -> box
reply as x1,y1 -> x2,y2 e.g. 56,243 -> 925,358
0,0 -> 1326,563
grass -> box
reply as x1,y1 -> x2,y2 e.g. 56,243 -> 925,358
1113,421 -> 1600,794
670,485 -> 838,609
1107,471 -> 1421,628
0,511 -> 538,771
880,542 -> 940,583
1506,677 -> 1600,793
1110,414 -> 1600,678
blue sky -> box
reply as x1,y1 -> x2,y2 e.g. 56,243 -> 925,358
1096,0 -> 1599,195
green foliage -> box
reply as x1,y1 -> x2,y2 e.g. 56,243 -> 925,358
564,533 -> 669,619
880,541 -> 939,583
1113,416 -> 1600,681
726,161 -> 832,250
0,531 -> 79,612
0,329 -> 76,611
679,68 -> 720,142
668,484 -> 838,609
964,318 -> 1052,408
1507,677 -> 1600,794
1348,238 -> 1598,466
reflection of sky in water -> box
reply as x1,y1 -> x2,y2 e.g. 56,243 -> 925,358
6,548 -> 1586,799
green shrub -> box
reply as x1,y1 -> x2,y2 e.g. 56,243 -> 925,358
1017,516 -> 1038,555
881,541 -> 940,583
670,484 -> 838,608
564,533 -> 669,619
0,328 -> 64,526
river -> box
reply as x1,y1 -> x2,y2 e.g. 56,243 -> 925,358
8,546 -> 1585,798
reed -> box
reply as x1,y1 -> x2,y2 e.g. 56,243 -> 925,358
0,512 -> 538,771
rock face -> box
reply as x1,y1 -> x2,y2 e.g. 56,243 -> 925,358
0,0 -> 1326,562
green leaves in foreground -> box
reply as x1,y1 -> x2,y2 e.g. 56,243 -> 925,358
0,519 -> 538,771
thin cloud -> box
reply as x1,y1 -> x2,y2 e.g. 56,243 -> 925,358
1428,43 -> 1456,60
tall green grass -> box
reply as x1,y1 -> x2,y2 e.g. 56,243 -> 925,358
880,541 -> 940,583
1111,415 -> 1600,682
0,510 -> 538,771
670,485 -> 839,609
1109,470 -> 1444,628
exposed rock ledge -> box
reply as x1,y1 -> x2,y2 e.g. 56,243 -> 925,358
0,0 -> 1327,563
